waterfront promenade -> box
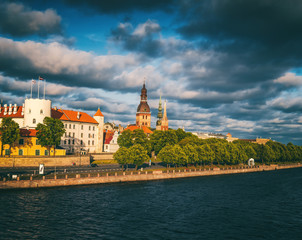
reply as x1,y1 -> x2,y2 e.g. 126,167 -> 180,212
1,163 -> 301,189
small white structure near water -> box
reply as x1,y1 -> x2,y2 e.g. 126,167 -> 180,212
248,158 -> 255,166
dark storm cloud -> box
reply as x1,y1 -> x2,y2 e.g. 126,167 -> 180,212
111,20 -> 191,58
177,0 -> 302,92
0,2 -> 62,37
64,0 -> 177,14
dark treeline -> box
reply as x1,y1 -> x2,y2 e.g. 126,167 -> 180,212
114,128 -> 302,168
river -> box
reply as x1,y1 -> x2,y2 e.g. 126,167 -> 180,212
1,167 -> 302,239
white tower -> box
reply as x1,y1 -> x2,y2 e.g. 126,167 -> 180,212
24,98 -> 51,129
93,108 -> 104,153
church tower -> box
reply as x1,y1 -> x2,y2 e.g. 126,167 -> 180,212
156,95 -> 163,130
93,108 -> 104,153
161,100 -> 169,131
136,83 -> 151,128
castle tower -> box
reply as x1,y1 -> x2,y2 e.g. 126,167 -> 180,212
156,95 -> 163,130
136,83 -> 151,128
161,100 -> 169,131
24,98 -> 51,129
93,108 -> 104,153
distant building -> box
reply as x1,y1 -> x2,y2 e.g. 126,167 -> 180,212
193,132 -> 226,140
103,130 -> 119,153
136,83 -> 151,128
0,98 -> 104,156
226,133 -> 239,142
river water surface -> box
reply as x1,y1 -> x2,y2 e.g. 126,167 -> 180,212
1,168 -> 302,239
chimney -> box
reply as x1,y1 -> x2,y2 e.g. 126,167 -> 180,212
21,103 -> 24,115
77,112 -> 81,119
54,106 -> 57,110
8,104 -> 12,115
4,104 -> 7,115
13,104 -> 17,114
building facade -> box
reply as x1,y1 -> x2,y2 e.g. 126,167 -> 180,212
0,98 -> 104,156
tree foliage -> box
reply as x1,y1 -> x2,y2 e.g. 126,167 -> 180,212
36,117 -> 65,156
113,147 -> 129,170
0,117 -> 20,156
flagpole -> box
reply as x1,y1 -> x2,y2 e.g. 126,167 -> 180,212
38,77 -> 40,99
30,79 -> 33,98
44,79 -> 46,99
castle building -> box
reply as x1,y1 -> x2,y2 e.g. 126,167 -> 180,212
136,83 -> 151,128
0,98 -> 104,155
156,96 -> 168,131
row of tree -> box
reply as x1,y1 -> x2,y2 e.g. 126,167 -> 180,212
114,129 -> 302,168
0,117 -> 65,156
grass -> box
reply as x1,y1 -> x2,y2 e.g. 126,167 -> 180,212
91,159 -> 118,165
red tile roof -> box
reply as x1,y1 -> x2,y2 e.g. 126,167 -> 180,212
0,106 -> 23,118
104,130 -> 114,144
124,125 -> 153,134
20,129 -> 37,137
52,109 -> 98,124
94,108 -> 104,117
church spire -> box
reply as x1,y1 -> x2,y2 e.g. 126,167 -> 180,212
157,95 -> 163,119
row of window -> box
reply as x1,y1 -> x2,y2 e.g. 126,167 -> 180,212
64,124 -> 95,131
18,139 -> 40,145
5,149 -> 48,156
63,139 -> 94,146
64,132 -> 95,138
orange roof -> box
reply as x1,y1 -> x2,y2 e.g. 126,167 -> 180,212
124,125 -> 153,134
0,106 -> 23,118
94,108 -> 104,117
20,129 -> 37,137
52,109 -> 98,124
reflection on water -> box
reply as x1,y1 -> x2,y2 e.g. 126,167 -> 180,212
1,168 -> 302,239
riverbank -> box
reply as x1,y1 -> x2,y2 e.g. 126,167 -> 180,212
1,164 -> 301,189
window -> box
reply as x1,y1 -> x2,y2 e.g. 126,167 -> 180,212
33,118 -> 36,124
69,124 -> 71,129
45,150 -> 49,156
19,149 -> 23,156
88,134 -> 90,138
89,126 -> 91,131
72,140 -> 74,145
92,140 -> 94,145
19,139 -> 24,145
65,133 -> 67,137
143,115 -> 144,119
69,132 -> 71,137
36,139 -> 40,145
64,140 -> 67,144
92,134 -> 94,138
35,150 -> 40,156
88,140 -> 90,145
73,124 -> 75,129
5,149 -> 10,155
40,109 -> 43,114
81,133 -> 83,138
81,125 -> 83,130
81,140 -> 83,145
146,116 -> 148,119
106,146 -> 108,150
93,126 -> 95,131
29,109 -> 31,114
68,139 -> 70,145
73,133 -> 75,138
65,124 -> 67,128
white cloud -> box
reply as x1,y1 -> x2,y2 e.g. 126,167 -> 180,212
274,72 -> 302,86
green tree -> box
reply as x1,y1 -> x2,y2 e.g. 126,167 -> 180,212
36,117 -> 65,156
196,144 -> 215,166
132,129 -> 151,155
128,144 -> 149,170
117,129 -> 133,148
0,117 -> 20,156
183,144 -> 199,166
175,128 -> 187,142
173,145 -> 188,167
113,147 -> 130,170
150,130 -> 178,155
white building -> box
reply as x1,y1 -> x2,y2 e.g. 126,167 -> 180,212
0,98 -> 104,154
103,130 -> 119,153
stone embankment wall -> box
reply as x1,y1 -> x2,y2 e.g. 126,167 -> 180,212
1,164 -> 301,189
91,153 -> 114,160
0,156 -> 90,167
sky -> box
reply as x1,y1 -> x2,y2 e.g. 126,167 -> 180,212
1,0 -> 302,145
